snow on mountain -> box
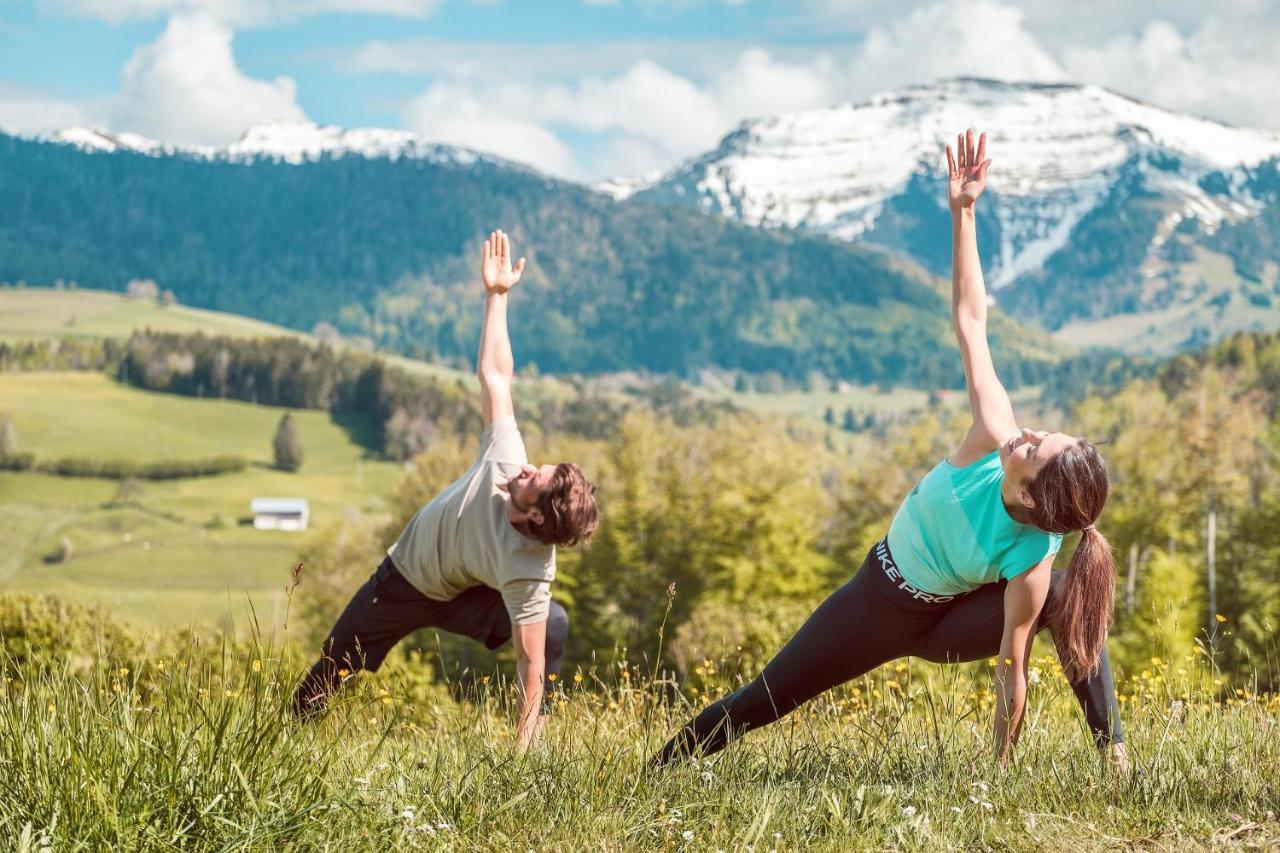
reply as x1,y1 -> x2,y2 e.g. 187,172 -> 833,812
49,121 -> 482,167
616,78 -> 1280,290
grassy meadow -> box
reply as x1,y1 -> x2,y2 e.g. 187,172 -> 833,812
0,371 -> 402,628
1,603 -> 1276,850
0,287 -> 302,343
5,288 -> 1277,849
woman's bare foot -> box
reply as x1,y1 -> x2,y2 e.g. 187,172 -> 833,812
1103,742 -> 1130,773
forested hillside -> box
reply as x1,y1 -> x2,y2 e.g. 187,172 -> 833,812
0,133 -> 1059,388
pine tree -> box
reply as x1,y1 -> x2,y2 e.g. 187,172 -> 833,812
823,407 -> 835,426
841,407 -> 857,432
273,413 -> 304,472
0,413 -> 16,456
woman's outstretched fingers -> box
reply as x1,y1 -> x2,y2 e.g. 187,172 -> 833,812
976,131 -> 987,166
957,133 -> 966,169
946,144 -> 956,175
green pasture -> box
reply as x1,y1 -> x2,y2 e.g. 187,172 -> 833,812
0,286 -> 476,384
0,372 -> 401,629
0,287 -> 300,343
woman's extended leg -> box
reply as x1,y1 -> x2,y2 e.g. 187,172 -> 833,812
653,554 -> 927,765
916,571 -> 1123,747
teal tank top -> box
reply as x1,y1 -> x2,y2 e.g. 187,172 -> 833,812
886,449 -> 1062,596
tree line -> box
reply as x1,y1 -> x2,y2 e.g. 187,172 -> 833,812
296,328 -> 1280,693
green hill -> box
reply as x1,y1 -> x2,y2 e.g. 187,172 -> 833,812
0,371 -> 402,628
0,133 -> 1061,388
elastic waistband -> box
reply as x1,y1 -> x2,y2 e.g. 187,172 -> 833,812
873,539 -> 959,605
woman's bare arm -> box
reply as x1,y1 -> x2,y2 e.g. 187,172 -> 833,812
946,129 -> 1018,466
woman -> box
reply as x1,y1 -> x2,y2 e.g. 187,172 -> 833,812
655,129 -> 1127,770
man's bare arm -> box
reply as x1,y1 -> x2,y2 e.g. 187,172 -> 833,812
511,618 -> 547,750
477,229 -> 525,425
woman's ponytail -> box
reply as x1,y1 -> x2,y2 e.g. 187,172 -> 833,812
1025,438 -> 1114,680
1051,526 -> 1115,680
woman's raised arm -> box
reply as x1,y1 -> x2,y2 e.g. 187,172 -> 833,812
946,128 -> 1018,466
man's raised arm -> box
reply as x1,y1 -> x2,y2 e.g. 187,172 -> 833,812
477,229 -> 526,425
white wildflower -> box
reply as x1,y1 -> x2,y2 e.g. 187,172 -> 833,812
902,805 -> 917,818
682,830 -> 695,841
701,770 -> 715,786
400,807 -> 416,821
1027,668 -> 1042,685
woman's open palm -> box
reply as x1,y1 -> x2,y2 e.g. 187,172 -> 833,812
946,128 -> 991,210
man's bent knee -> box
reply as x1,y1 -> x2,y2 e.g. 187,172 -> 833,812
546,601 -> 570,652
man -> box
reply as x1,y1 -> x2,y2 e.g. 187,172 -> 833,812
292,229 -> 600,749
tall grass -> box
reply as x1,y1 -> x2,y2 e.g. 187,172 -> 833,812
1,617 -> 1277,849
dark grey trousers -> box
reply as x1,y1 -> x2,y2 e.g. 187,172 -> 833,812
292,556 -> 568,717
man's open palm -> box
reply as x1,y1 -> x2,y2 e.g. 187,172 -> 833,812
482,230 -> 526,294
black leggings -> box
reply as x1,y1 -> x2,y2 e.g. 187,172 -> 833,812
655,540 -> 1122,764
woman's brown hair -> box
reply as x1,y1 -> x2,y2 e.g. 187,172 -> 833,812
1024,439 -> 1113,680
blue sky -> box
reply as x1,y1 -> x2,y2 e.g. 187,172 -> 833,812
2,1 -> 1276,181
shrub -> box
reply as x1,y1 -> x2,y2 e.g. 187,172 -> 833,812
0,452 -> 35,471
0,594 -> 141,677
33,455 -> 247,480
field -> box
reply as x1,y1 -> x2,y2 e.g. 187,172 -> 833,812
0,287 -> 303,343
0,371 -> 402,629
0,609 -> 1276,850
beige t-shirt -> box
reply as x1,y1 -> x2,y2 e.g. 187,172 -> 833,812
386,416 -> 556,624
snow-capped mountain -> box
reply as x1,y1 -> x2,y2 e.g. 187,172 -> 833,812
50,121 -> 486,167
616,78 -> 1280,342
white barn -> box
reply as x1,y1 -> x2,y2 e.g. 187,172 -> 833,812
250,498 -> 310,531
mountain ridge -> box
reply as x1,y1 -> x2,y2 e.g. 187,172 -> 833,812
0,129 -> 1063,389
613,77 -> 1280,341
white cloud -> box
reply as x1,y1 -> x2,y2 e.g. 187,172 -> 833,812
1062,15 -> 1280,130
396,51 -> 841,179
0,83 -> 97,135
845,0 -> 1064,91
108,12 -> 308,145
39,0 -> 442,27
710,47 -> 837,122
401,81 -> 578,176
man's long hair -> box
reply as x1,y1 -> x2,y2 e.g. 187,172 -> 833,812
527,462 -> 599,547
